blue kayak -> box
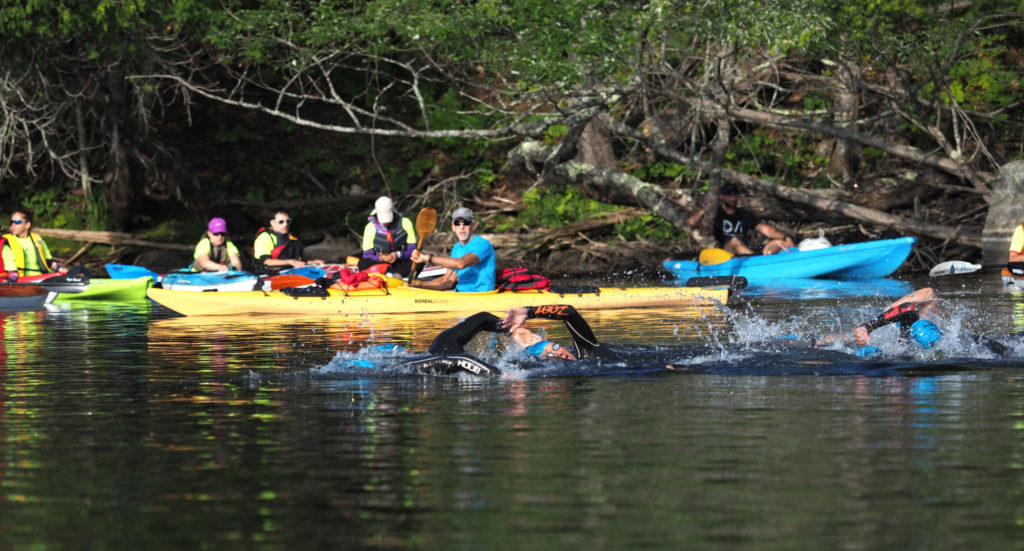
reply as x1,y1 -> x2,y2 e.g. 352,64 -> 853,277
663,237 -> 916,280
160,271 -> 260,292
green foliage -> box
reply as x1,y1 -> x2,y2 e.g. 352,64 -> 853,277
512,185 -> 685,243
518,185 -> 614,229
944,36 -> 1020,111
2,180 -> 110,230
543,125 -> 568,146
631,161 -> 697,183
614,214 -> 687,242
802,93 -> 829,112
726,130 -> 827,179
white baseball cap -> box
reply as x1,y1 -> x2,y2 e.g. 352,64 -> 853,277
371,196 -> 394,224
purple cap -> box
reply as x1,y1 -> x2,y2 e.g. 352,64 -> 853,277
208,217 -> 228,233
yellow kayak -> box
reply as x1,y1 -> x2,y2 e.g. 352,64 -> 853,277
147,277 -> 729,316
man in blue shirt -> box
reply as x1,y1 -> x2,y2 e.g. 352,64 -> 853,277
410,207 -> 496,292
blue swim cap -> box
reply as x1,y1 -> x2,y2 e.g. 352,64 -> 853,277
910,319 -> 941,349
374,344 -> 407,353
855,346 -> 881,357
524,340 -> 550,356
346,359 -> 377,369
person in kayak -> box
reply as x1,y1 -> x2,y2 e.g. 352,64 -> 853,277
399,304 -> 616,376
2,208 -> 62,279
358,196 -> 417,277
192,217 -> 244,272
686,183 -> 794,255
252,208 -> 324,273
1008,221 -> 1024,274
409,207 -> 496,292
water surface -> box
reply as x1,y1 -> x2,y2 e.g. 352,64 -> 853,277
3,273 -> 1024,549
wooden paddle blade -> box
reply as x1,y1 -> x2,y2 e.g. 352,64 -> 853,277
415,207 -> 437,237
409,207 -> 438,283
698,248 -> 734,265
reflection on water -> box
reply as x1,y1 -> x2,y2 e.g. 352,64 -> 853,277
740,277 -> 913,299
3,277 -> 1024,548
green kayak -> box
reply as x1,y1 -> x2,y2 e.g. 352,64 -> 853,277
52,276 -> 154,302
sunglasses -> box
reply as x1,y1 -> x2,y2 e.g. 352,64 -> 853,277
452,219 -> 473,226
10,219 -> 25,225
212,232 -> 227,237
273,218 -> 292,224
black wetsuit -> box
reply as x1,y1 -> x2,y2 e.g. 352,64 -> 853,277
402,305 -> 615,376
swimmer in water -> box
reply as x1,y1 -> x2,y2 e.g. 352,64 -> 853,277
400,305 -> 617,376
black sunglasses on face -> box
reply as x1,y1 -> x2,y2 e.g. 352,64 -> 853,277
452,219 -> 473,226
212,232 -> 227,237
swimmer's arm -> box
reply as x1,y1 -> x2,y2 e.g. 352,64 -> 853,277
503,305 -> 571,332
850,303 -> 921,345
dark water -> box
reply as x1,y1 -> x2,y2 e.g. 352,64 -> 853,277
4,274 -> 1024,549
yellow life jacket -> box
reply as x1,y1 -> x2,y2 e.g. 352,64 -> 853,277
1,233 -> 54,275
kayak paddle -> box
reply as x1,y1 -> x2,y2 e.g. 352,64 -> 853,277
685,275 -> 748,290
408,207 -> 438,283
267,274 -> 317,290
928,260 -> 997,277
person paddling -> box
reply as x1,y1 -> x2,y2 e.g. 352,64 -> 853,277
409,207 -> 496,291
359,196 -> 417,277
192,217 -> 244,272
2,208 -> 62,278
686,183 -> 794,255
252,208 -> 323,273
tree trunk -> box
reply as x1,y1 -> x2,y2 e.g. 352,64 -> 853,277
105,123 -> 132,231
33,228 -> 191,250
75,103 -> 92,199
576,116 -> 617,168
828,50 -> 861,185
981,160 -> 1024,263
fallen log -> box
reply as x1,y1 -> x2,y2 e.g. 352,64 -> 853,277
34,228 -> 192,250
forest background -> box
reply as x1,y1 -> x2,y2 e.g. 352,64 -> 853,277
1,0 -> 1023,277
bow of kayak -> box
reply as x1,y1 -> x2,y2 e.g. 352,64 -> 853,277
663,237 -> 916,280
52,277 -> 153,301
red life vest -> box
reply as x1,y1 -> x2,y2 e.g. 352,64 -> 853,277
254,228 -> 300,259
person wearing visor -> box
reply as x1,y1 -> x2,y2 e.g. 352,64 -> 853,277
359,196 -> 417,277
252,208 -> 323,273
409,207 -> 495,292
192,217 -> 244,272
2,208 -> 61,279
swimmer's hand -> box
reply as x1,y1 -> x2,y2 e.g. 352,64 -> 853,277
502,307 -> 528,334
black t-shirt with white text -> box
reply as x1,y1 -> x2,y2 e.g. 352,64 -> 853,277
713,207 -> 760,246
